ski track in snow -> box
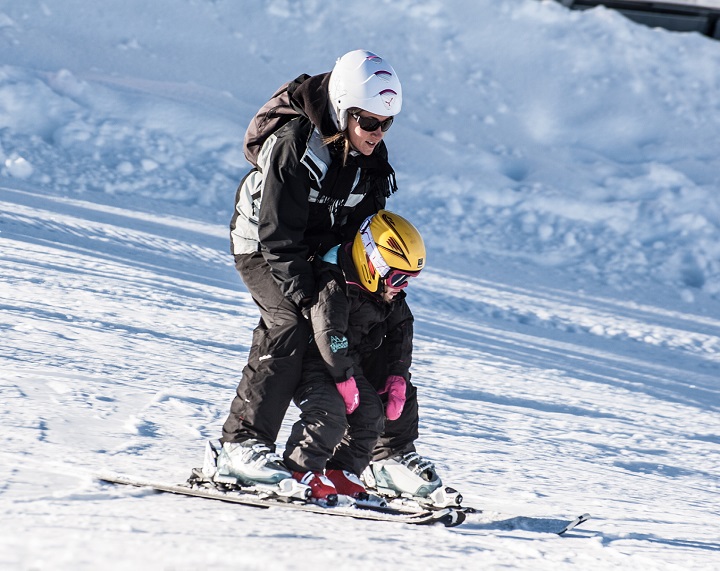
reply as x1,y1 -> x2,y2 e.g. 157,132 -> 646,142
2,183 -> 719,570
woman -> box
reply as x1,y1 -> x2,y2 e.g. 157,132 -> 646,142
216,49 -> 403,486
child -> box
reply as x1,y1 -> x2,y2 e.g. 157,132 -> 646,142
282,210 -> 426,501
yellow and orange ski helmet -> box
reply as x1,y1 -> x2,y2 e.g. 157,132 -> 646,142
351,210 -> 426,293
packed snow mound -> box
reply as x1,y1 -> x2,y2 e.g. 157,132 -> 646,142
2,0 -> 720,296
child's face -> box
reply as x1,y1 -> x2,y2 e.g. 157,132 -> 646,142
379,269 -> 420,302
381,284 -> 405,303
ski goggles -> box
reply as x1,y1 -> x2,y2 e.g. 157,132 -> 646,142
351,112 -> 394,133
384,268 -> 420,289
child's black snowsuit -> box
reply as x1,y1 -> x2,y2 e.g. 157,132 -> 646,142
283,244 -> 417,476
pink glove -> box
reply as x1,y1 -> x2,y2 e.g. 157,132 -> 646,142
336,377 -> 360,414
379,375 -> 406,421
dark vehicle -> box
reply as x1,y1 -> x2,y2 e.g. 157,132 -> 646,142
556,1 -> 720,39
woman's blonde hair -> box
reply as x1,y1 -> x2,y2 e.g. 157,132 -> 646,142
323,107 -> 362,165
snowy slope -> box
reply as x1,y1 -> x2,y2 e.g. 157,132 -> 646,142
1,1 -> 719,570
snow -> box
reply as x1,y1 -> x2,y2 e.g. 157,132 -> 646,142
1,1 -> 719,569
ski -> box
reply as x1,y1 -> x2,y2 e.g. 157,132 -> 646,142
557,512 -> 592,535
96,472 -> 466,527
372,495 -> 589,536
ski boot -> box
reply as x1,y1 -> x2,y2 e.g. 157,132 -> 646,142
196,440 -> 309,500
325,469 -> 368,499
292,471 -> 339,505
362,452 -> 463,509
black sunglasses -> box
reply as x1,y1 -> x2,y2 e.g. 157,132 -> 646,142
351,112 -> 394,133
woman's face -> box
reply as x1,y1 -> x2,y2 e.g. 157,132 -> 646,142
347,111 -> 391,156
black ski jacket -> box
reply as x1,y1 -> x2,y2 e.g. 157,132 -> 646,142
230,73 -> 397,307
306,244 -> 414,385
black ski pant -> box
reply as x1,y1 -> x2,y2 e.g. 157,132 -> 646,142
221,252 -> 310,449
221,251 -> 420,462
361,342 -> 420,462
283,369 -> 385,476
283,342 -> 420,475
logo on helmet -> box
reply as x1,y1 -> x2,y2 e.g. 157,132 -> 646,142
380,89 -> 397,110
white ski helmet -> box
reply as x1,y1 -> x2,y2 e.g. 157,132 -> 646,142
328,49 -> 402,131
